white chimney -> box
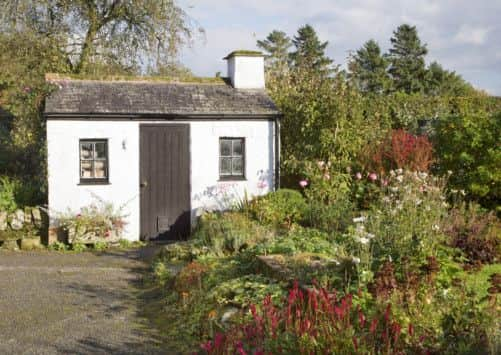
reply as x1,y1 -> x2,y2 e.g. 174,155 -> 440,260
224,50 -> 265,89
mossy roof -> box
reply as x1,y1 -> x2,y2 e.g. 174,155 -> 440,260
44,74 -> 279,117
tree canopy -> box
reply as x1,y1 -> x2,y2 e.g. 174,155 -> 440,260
257,30 -> 292,76
348,39 -> 391,94
289,25 -> 333,76
0,0 -> 197,74
387,24 -> 428,94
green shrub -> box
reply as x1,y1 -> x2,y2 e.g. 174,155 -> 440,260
433,112 -> 501,210
250,227 -> 341,257
192,212 -> 273,256
0,176 -> 18,212
248,189 -> 307,228
71,242 -> 87,252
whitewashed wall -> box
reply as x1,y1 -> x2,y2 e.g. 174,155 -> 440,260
47,119 -> 275,240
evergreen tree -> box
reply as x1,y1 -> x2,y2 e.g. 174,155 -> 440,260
257,30 -> 292,76
290,24 -> 333,75
425,62 -> 476,96
387,24 -> 428,94
348,39 -> 390,94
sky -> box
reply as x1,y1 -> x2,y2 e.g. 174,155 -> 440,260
177,0 -> 501,96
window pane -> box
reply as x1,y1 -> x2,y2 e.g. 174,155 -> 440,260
81,161 -> 93,178
94,161 -> 107,178
80,142 -> 93,160
94,142 -> 107,159
220,157 -> 232,175
220,140 -> 232,156
232,157 -> 243,175
232,139 -> 243,156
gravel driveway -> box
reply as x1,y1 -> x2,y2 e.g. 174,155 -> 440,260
0,247 -> 167,354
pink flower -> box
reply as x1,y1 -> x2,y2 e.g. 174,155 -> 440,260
368,173 -> 377,182
257,181 -> 267,189
76,213 -> 81,218
23,86 -> 31,93
104,230 -> 111,238
355,172 -> 362,180
382,179 -> 388,187
299,180 -> 308,188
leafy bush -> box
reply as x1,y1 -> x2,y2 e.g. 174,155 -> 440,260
433,112 -> 501,209
201,282 -> 425,354
248,189 -> 307,228
208,275 -> 285,308
250,227 -> 340,256
192,212 -> 273,256
0,175 -> 45,213
443,204 -> 500,266
0,176 -> 17,212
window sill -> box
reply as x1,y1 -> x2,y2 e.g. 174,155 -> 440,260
78,181 -> 111,186
218,177 -> 247,182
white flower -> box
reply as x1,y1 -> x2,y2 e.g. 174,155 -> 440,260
358,237 -> 370,245
415,199 -> 422,206
432,224 -> 440,231
356,225 -> 365,234
390,170 -> 396,177
419,172 -> 428,179
396,175 -> 404,183
366,233 -> 375,239
353,216 -> 366,223
396,168 -> 403,174
352,257 -> 361,264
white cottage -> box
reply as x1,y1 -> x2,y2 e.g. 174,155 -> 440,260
45,51 -> 280,241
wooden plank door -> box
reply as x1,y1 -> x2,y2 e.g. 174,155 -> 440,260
140,124 -> 190,240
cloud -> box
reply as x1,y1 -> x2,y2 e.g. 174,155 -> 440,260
454,25 -> 490,45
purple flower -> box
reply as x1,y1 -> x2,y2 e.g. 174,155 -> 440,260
299,180 -> 308,188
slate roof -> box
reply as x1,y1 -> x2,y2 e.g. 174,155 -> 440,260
44,78 -> 279,117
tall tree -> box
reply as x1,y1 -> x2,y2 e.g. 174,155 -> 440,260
425,61 -> 475,96
348,39 -> 390,94
257,30 -> 292,76
387,24 -> 428,94
0,0 -> 196,74
290,24 -> 333,75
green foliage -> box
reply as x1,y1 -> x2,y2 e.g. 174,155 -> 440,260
426,62 -> 476,96
48,241 -> 68,251
348,39 -> 391,94
440,288 -> 498,354
387,24 -> 428,94
152,260 -> 174,287
256,30 -> 292,75
433,112 -> 501,209
93,241 -> 108,251
289,24 -> 333,76
251,227 -> 341,256
0,176 -> 17,212
208,275 -> 285,308
248,189 -> 307,228
0,0 -> 195,73
71,242 -> 87,253
192,212 -> 274,256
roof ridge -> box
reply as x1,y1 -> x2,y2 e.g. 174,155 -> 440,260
45,73 -> 229,85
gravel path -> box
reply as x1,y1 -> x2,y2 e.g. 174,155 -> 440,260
0,247 -> 167,355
